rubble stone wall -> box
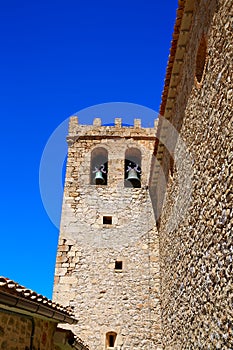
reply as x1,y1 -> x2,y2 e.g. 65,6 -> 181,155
0,310 -> 57,350
157,0 -> 233,348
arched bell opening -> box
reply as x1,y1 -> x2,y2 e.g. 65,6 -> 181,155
90,147 -> 108,185
106,331 -> 117,349
124,148 -> 141,188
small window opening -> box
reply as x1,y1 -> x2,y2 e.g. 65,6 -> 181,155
103,216 -> 112,225
115,261 -> 123,270
109,335 -> 115,347
195,36 -> 207,87
106,332 -> 117,349
170,154 -> 174,178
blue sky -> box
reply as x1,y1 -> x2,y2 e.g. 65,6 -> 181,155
0,0 -> 177,298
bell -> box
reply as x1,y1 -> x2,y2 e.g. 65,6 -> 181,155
126,169 -> 141,187
94,170 -> 105,185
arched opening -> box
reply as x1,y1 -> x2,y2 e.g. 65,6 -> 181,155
124,148 -> 141,188
106,331 -> 117,349
195,36 -> 207,87
90,147 -> 108,185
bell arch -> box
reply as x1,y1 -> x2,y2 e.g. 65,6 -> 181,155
124,147 -> 141,188
90,147 -> 108,185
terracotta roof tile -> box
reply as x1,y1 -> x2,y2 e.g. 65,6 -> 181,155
0,276 -> 76,321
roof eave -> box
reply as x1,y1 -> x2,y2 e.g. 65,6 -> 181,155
0,290 -> 77,325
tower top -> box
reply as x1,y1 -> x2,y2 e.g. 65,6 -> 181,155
67,116 -> 158,142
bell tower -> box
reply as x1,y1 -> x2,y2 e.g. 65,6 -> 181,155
53,117 -> 162,350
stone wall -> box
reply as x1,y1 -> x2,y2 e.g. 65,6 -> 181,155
0,310 -> 57,350
53,119 -> 162,349
156,0 -> 232,348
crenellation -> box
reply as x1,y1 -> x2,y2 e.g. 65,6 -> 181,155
134,118 -> 141,128
68,116 -> 79,135
114,117 -> 122,127
93,117 -> 101,126
67,118 -> 157,143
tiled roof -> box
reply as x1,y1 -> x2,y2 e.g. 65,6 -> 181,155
0,276 -> 77,324
55,328 -> 90,350
72,335 -> 90,350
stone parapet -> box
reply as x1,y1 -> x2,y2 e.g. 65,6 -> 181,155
67,117 -> 157,142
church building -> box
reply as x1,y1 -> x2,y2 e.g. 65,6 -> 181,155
53,0 -> 232,349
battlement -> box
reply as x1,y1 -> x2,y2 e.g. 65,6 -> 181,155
68,116 -> 158,142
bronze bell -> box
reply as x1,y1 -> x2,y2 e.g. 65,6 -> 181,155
126,169 -> 141,187
94,170 -> 105,185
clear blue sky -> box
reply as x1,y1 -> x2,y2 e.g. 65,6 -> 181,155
0,0 -> 177,298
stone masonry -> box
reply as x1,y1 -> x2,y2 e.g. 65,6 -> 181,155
53,0 -> 232,348
53,118 -> 162,350
151,0 -> 233,348
0,311 -> 57,350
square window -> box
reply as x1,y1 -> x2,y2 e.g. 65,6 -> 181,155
103,216 -> 112,225
115,261 -> 123,270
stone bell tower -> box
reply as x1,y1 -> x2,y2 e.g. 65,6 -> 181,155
53,117 -> 162,350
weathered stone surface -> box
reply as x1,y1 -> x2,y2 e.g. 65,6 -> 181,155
0,312 -> 57,350
155,0 -> 233,348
